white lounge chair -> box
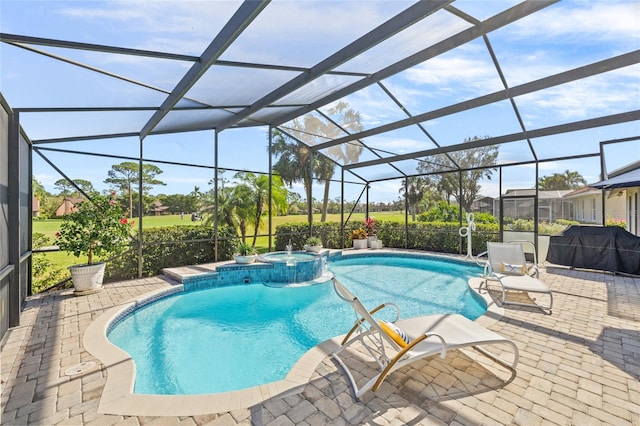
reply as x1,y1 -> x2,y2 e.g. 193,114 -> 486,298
331,278 -> 519,399
480,241 -> 553,313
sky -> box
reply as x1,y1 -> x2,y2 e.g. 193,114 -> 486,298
1,0 -> 639,203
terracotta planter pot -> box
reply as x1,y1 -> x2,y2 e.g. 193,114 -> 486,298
69,262 -> 106,296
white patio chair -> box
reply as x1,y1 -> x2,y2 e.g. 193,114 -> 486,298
331,278 -> 519,399
480,241 -> 553,314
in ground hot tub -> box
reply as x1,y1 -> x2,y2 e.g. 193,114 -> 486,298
258,251 -> 326,284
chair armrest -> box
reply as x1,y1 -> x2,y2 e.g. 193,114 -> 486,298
401,332 -> 448,359
372,302 -> 401,322
475,251 -> 490,276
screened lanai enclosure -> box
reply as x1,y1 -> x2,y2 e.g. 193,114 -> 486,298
1,1 -> 639,336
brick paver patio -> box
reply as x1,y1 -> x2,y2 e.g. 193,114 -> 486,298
1,261 -> 639,425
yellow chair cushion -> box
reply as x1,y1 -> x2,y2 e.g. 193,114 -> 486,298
379,320 -> 410,348
501,262 -> 526,275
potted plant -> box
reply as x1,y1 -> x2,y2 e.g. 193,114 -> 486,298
56,192 -> 132,295
351,228 -> 368,249
234,241 -> 258,264
364,217 -> 378,247
304,236 -> 323,253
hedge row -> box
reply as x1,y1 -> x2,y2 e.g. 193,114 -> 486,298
274,220 -> 500,255
104,225 -> 237,282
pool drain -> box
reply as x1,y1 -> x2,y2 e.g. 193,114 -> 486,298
64,361 -> 96,376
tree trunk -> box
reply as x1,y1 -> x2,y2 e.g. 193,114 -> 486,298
305,180 -> 313,225
321,179 -> 330,222
252,199 -> 262,246
128,183 -> 133,218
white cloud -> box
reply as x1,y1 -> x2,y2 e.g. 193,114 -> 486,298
364,136 -> 432,154
33,173 -> 57,188
510,2 -> 640,43
517,67 -> 640,121
404,52 -> 503,95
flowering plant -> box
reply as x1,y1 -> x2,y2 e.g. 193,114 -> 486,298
56,193 -> 133,265
351,228 -> 368,240
364,217 -> 377,236
605,217 -> 626,228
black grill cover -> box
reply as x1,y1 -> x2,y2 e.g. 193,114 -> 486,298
546,225 -> 640,275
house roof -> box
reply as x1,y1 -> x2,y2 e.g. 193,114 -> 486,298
563,186 -> 601,199
590,167 -> 640,190
503,189 -> 571,199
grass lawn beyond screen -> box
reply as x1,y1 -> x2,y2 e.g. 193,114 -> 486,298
33,212 -> 407,242
32,212 -> 408,271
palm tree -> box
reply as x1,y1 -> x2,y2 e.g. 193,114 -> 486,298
274,102 -> 364,222
234,172 -> 289,246
315,156 -> 336,222
204,184 -> 239,232
399,176 -> 428,221
231,182 -> 255,242
562,170 -> 587,189
272,128 -> 315,220
538,169 -> 587,190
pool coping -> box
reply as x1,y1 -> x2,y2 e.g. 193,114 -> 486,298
83,250 -> 504,416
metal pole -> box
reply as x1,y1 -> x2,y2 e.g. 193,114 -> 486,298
27,129 -> 33,297
458,171 -> 463,255
137,138 -> 143,278
534,162 -> 539,259
404,178 -> 409,248
366,184 -> 369,219
214,131 -> 219,261
8,111 -> 21,327
499,167 -> 503,242
599,141 -> 607,225
341,168 -> 345,249
268,127 -> 273,250
308,150 -> 313,228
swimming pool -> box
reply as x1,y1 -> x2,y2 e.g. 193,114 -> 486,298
107,252 -> 485,395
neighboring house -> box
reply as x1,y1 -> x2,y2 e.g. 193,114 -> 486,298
588,161 -> 640,236
470,196 -> 494,215
149,200 -> 169,216
563,187 -> 606,224
494,189 -> 573,222
54,197 -> 83,217
32,196 -> 40,218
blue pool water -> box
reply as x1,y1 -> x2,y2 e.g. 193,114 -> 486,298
108,254 -> 484,395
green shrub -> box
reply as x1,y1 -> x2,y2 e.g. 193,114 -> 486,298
509,219 -> 535,232
555,219 -> 579,226
505,219 -> 572,235
275,222 -> 344,251
105,224 -> 236,281
32,233 -> 67,293
418,201 -> 459,222
274,220 -> 499,255
471,212 -> 498,224
418,202 -> 497,225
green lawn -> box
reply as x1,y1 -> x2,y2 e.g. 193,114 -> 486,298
33,211 -> 408,243
31,211 -> 412,292
32,211 -> 409,272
